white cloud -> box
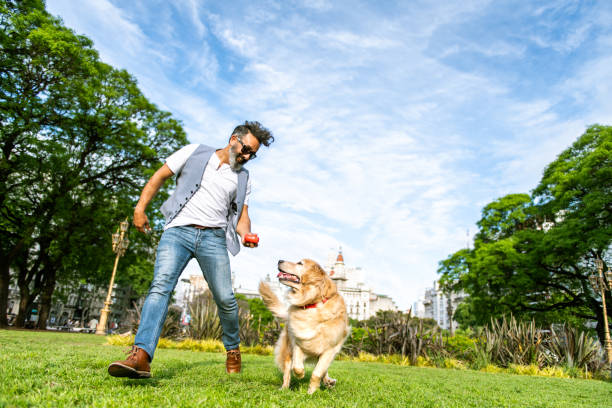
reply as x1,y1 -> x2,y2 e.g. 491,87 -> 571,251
207,14 -> 259,58
45,0 -> 612,312
50,0 -> 147,69
313,30 -> 401,50
180,0 -> 207,39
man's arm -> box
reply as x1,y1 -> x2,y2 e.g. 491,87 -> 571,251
133,163 -> 175,233
236,205 -> 257,248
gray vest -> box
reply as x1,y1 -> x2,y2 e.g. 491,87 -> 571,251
160,144 -> 249,256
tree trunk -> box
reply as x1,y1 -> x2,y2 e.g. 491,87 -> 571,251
36,272 -> 56,330
0,266 -> 10,327
0,236 -> 29,327
15,285 -> 31,328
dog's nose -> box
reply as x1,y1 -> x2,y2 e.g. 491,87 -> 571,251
278,260 -> 284,266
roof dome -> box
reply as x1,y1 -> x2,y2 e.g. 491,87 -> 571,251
336,247 -> 344,264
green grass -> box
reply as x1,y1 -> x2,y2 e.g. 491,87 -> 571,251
0,330 -> 610,407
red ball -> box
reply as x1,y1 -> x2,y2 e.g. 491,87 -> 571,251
244,233 -> 259,244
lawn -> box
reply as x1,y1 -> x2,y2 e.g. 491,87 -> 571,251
0,329 -> 610,408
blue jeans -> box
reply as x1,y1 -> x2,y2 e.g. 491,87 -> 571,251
134,226 -> 239,359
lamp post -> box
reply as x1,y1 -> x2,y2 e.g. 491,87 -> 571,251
96,218 -> 130,335
588,256 -> 612,375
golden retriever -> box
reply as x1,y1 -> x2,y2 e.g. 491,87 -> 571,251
259,259 -> 349,394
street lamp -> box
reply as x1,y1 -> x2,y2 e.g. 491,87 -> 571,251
589,256 -> 612,375
96,218 -> 130,335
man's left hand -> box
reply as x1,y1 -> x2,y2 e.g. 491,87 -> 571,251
242,233 -> 259,248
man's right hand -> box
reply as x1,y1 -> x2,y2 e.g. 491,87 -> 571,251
132,163 -> 174,234
133,208 -> 151,234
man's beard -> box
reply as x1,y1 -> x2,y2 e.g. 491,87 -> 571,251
229,147 -> 243,171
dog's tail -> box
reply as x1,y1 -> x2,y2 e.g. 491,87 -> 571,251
258,281 -> 288,321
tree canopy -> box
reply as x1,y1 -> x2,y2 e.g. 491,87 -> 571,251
0,0 -> 188,327
439,125 -> 612,343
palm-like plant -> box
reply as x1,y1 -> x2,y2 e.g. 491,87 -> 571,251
474,316 -> 544,367
345,311 -> 444,364
160,305 -> 182,339
188,291 -> 222,340
545,324 -> 605,371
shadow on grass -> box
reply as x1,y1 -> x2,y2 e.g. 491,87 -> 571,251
114,360 -> 221,387
270,369 -> 336,393
122,378 -> 162,387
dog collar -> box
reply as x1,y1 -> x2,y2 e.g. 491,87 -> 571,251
302,297 -> 328,310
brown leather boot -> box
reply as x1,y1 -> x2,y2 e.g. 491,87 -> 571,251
226,348 -> 241,374
108,345 -> 151,378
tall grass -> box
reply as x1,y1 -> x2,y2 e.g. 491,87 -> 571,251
473,316 -> 544,368
188,292 -> 222,340
471,316 -> 606,374
545,324 -> 605,372
343,310 -> 444,365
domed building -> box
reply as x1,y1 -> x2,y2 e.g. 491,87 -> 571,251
325,247 -> 397,321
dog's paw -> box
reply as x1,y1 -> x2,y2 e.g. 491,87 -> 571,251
292,368 -> 305,379
323,376 -> 337,388
307,385 -> 319,395
307,375 -> 321,394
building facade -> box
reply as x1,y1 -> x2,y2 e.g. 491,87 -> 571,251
325,248 -> 398,320
413,280 -> 465,331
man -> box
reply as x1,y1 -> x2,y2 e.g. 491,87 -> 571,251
108,121 -> 274,378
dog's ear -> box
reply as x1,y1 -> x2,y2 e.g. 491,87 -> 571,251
290,284 -> 318,307
309,261 -> 336,299
322,275 -> 336,299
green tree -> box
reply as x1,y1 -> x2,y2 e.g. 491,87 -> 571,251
0,0 -> 188,328
0,0 -> 99,326
439,125 -> 612,343
246,297 -> 274,330
532,124 -> 612,342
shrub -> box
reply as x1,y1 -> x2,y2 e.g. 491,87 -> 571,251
237,297 -> 258,346
188,291 -> 222,340
539,366 -> 570,379
509,364 -> 540,376
258,320 -> 281,346
173,338 -> 225,353
160,305 -> 182,340
473,316 -> 545,368
443,358 -> 467,370
157,337 -> 176,349
544,324 -> 605,372
415,356 -> 434,367
343,327 -> 373,355
354,351 -> 379,363
444,333 -> 476,362
106,334 -> 134,346
343,311 -> 445,365
480,364 -> 503,373
242,344 -> 273,356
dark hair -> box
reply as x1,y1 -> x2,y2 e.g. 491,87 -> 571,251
231,121 -> 275,147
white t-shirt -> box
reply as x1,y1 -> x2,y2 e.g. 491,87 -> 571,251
164,144 -> 251,230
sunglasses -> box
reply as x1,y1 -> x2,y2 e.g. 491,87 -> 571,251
235,137 -> 257,160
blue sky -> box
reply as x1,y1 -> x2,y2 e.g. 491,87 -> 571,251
46,0 -> 612,311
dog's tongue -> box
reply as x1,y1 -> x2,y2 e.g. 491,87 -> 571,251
277,271 -> 282,278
